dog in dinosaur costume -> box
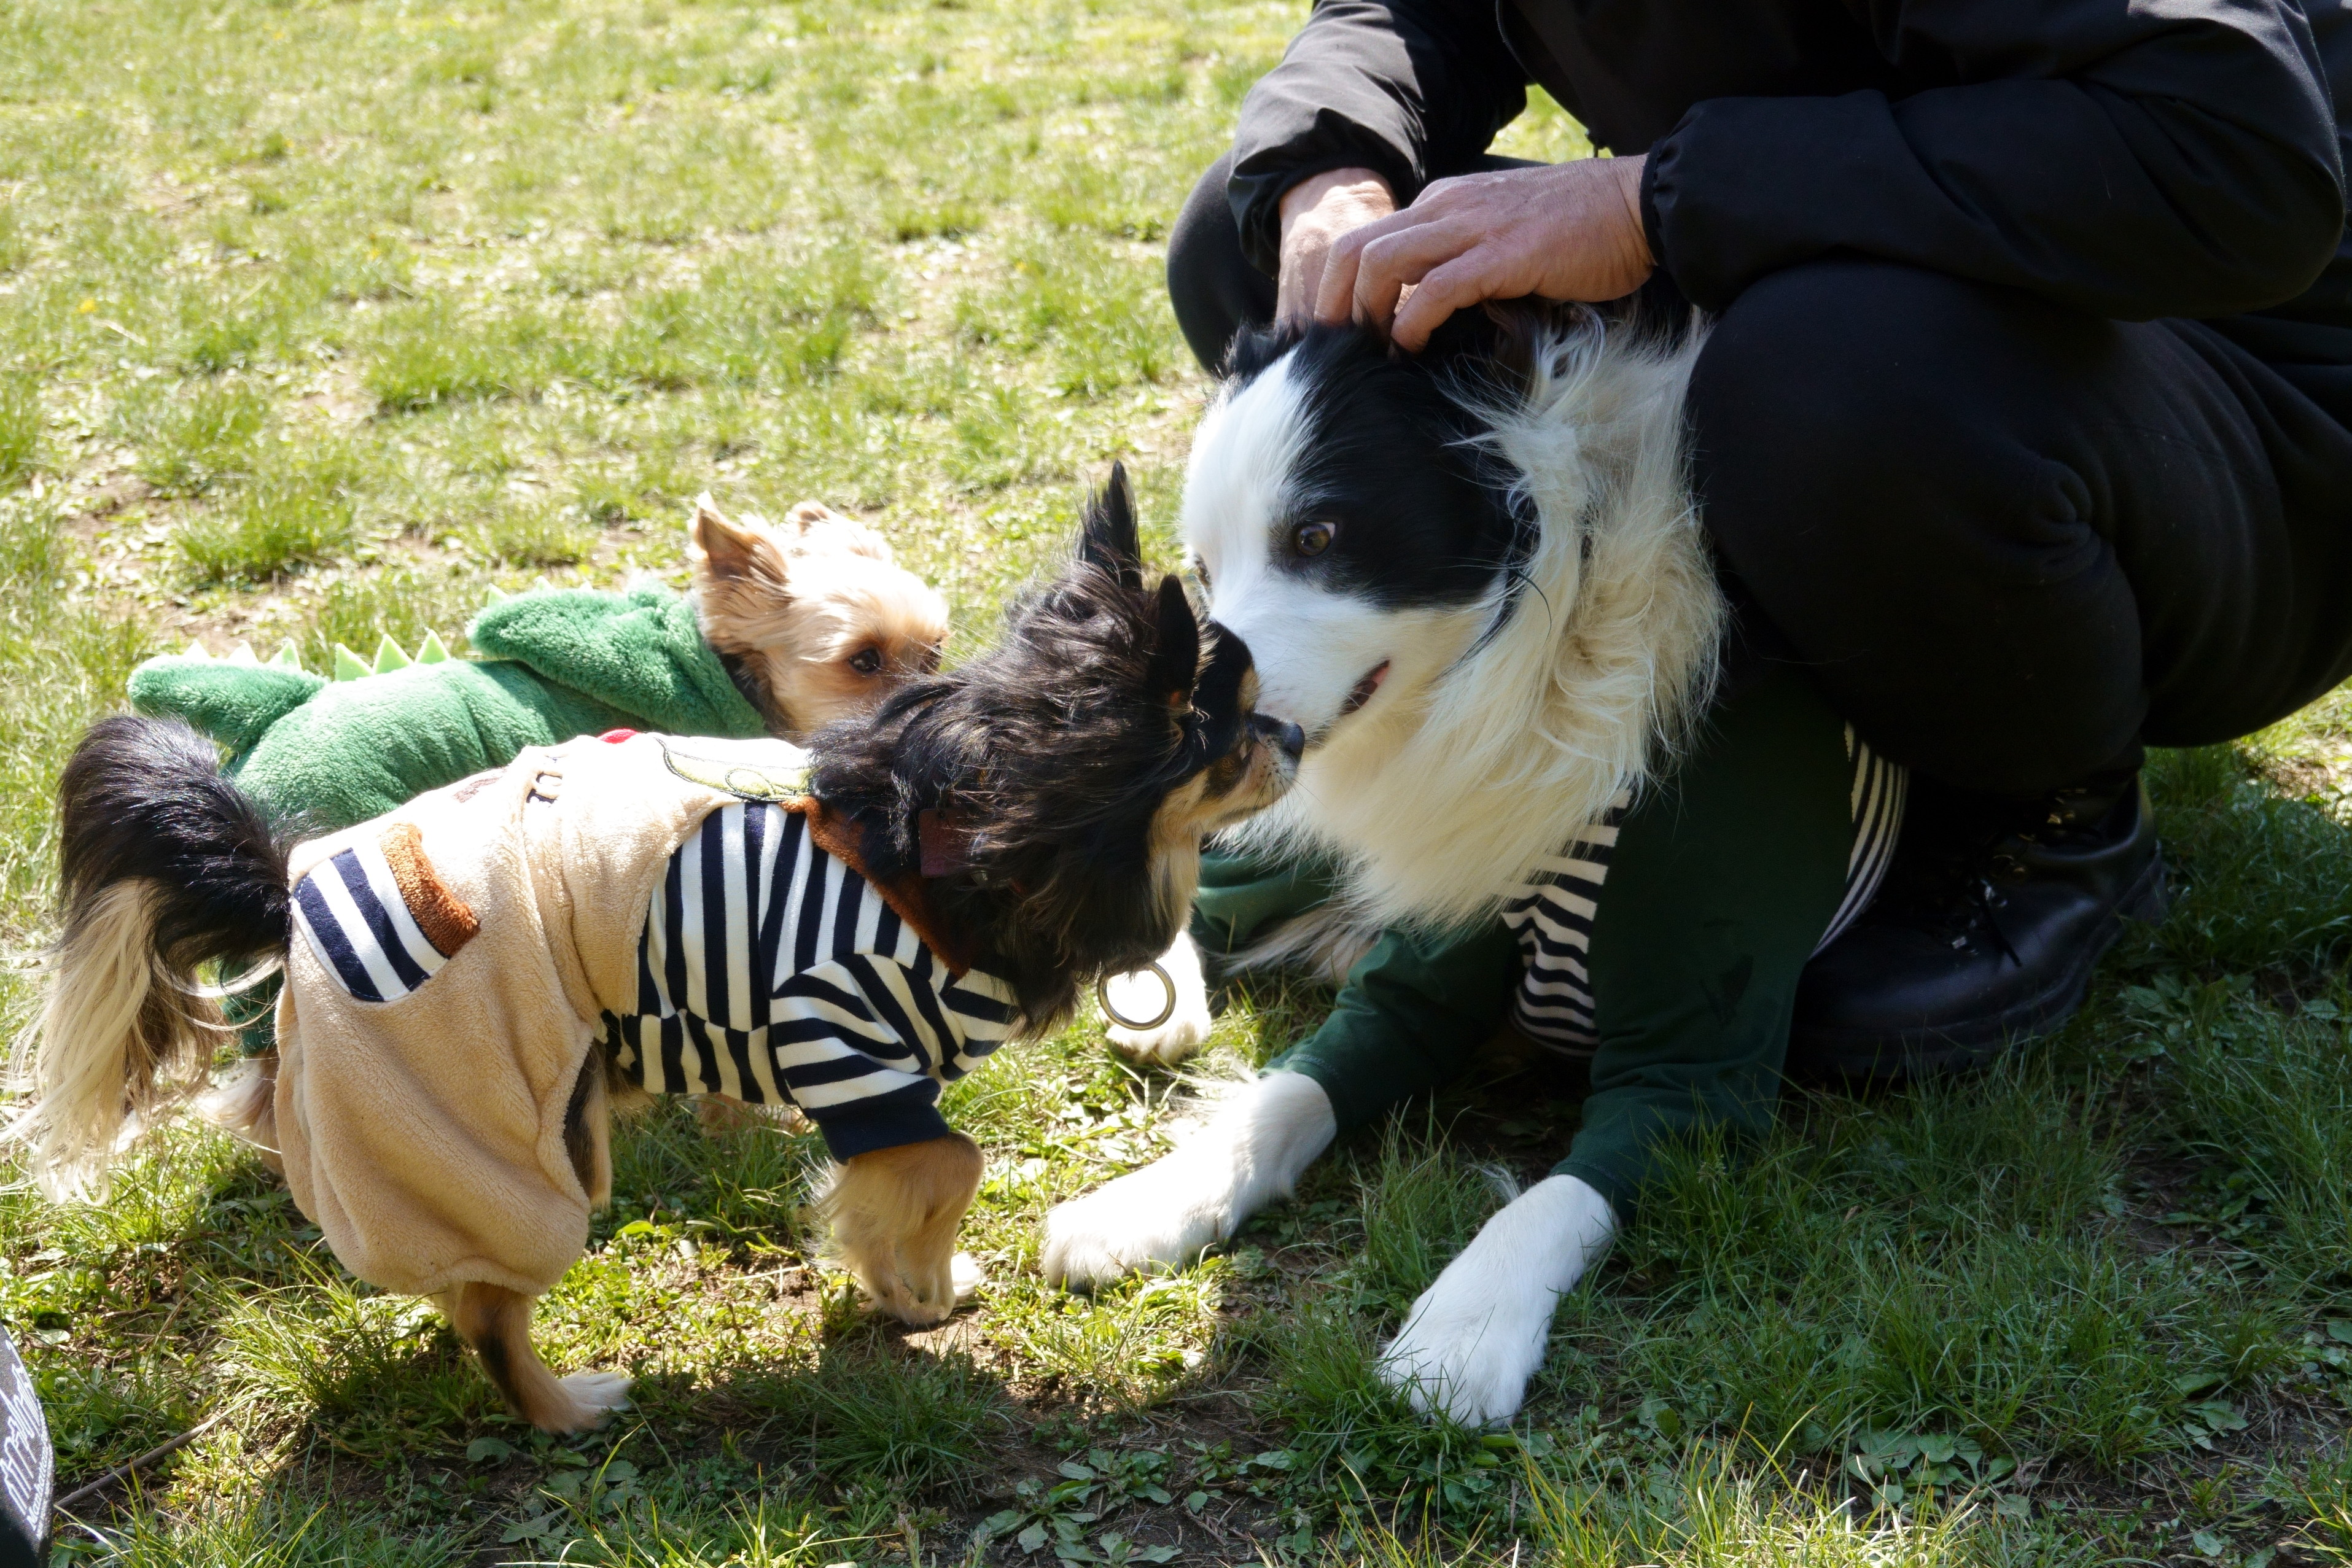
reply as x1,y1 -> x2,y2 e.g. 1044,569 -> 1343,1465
129,496 -> 951,835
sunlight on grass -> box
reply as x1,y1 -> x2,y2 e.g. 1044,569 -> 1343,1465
6,0 -> 2352,1558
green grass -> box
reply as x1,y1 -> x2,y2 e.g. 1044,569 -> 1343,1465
4,0 -> 2351,1561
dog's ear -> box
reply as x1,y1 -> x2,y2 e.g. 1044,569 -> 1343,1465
784,499 -> 898,564
784,499 -> 851,534
689,494 -> 792,593
1192,620 -> 1252,724
1143,575 -> 1201,708
1419,297 -> 1590,400
1078,464 -> 1144,593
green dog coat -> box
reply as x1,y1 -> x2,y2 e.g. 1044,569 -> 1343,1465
1193,666 -> 1904,1217
128,586 -> 769,834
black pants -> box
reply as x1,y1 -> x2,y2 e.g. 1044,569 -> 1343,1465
1170,153 -> 2352,795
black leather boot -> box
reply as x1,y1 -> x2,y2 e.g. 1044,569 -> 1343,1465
1787,773 -> 2168,1081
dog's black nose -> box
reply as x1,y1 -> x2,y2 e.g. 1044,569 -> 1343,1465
1277,721 -> 1306,761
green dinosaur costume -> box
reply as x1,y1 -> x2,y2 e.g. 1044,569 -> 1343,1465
128,584 -> 770,1057
129,586 -> 768,834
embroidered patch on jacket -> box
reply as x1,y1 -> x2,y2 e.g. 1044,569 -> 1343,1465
292,824 -> 478,1003
659,740 -> 809,803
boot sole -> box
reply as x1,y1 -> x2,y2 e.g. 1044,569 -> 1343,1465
1791,846 -> 2170,1084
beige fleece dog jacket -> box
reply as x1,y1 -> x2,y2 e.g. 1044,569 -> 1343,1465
272,732 -> 808,1298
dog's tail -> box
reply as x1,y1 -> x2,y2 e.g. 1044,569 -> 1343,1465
7,716 -> 294,1199
1227,900 -> 1378,988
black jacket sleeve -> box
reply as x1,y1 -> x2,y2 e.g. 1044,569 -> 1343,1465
1226,0 -> 1529,273
1643,0 -> 2348,320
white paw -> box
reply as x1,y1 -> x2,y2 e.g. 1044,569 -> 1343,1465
1043,1157 -> 1229,1288
1102,932 -> 1213,1066
1377,1278 -> 1552,1427
1043,1073 -> 1337,1291
1375,1175 -> 1618,1427
951,1251 -> 985,1302
558,1370 -> 634,1426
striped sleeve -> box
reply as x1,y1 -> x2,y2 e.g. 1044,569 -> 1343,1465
592,799 -> 1029,1161
1814,727 -> 1908,952
938,967 -> 1021,1077
1500,789 -> 1630,1050
290,832 -> 474,1004
771,958 -> 953,1159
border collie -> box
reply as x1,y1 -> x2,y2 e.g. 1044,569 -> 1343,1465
1054,305 -> 1727,1426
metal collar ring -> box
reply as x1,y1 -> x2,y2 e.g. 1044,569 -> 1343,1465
1096,960 -> 1178,1032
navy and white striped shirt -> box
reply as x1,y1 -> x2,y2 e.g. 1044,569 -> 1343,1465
290,802 -> 1022,1160
597,802 -> 1022,1157
1502,729 -> 1907,1056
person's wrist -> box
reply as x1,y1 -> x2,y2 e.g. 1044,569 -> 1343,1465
1279,166 -> 1395,239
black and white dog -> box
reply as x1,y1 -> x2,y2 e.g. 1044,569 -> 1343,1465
1056,305 -> 1726,1425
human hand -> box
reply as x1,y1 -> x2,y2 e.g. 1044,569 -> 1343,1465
1317,156 -> 1651,352
1277,167 -> 1397,325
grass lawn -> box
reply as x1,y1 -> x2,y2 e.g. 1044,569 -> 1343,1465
4,0 -> 2352,1562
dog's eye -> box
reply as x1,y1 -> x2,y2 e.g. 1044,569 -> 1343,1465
1290,521 -> 1335,559
1192,558 -> 1213,592
847,646 -> 882,675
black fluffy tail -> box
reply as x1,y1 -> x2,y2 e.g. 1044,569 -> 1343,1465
8,717 -> 294,1197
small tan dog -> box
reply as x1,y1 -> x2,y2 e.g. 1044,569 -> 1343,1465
688,495 -> 949,736
9,472 -> 1301,1432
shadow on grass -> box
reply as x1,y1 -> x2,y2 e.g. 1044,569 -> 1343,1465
1195,732 -> 2352,1547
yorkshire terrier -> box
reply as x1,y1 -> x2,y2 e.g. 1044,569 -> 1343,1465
7,468 -> 1299,1432
688,494 -> 949,735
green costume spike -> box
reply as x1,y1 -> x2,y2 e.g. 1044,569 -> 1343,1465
372,635 -> 413,673
269,641 -> 303,670
415,629 -> 451,664
333,644 -> 372,681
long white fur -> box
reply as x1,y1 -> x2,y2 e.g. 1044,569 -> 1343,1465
1183,314 -> 1724,933
1042,1069 -> 1336,1287
4,882 -> 197,1200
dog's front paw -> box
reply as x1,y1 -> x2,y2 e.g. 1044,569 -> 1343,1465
1376,1273 -> 1551,1427
1043,1157 -> 1229,1288
1101,933 -> 1213,1067
1374,1174 -> 1618,1427
550,1370 -> 634,1432
863,1244 -> 973,1327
